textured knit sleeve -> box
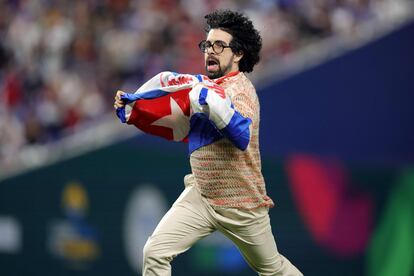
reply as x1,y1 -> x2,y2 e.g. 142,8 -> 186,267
231,92 -> 256,121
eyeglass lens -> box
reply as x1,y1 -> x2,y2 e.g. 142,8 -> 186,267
199,40 -> 228,54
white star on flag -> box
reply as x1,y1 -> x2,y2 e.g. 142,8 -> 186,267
151,97 -> 190,141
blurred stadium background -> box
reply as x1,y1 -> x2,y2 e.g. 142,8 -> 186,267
0,0 -> 413,275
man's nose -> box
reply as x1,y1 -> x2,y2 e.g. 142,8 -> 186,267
206,45 -> 215,55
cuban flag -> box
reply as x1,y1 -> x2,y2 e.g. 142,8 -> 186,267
116,72 -> 251,153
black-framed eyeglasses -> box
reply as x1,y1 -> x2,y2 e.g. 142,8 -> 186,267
198,40 -> 232,54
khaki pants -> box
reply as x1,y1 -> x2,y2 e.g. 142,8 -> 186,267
143,175 -> 303,276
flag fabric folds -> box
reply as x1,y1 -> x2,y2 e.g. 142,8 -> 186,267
116,71 -> 252,153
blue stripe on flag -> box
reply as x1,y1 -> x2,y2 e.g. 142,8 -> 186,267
199,87 -> 208,105
116,107 -> 127,123
221,111 -> 252,151
188,113 -> 223,154
120,89 -> 170,103
188,111 -> 252,153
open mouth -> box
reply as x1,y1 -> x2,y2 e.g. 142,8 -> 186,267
206,58 -> 219,71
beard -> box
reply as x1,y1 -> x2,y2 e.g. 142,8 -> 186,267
205,59 -> 233,79
206,67 -> 224,79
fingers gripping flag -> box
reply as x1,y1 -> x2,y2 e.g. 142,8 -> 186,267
116,71 -> 251,152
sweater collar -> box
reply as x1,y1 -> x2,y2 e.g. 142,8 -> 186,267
213,71 -> 240,85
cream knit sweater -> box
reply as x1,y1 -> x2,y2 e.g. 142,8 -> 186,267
190,72 -> 274,210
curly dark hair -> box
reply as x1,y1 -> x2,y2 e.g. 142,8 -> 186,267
204,10 -> 262,73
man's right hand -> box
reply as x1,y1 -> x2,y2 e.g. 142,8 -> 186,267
114,90 -> 126,109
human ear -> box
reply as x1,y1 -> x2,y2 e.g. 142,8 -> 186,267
234,50 -> 243,63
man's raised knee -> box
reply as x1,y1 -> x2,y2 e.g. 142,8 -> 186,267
143,238 -> 171,263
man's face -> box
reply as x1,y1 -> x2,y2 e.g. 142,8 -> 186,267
204,29 -> 242,79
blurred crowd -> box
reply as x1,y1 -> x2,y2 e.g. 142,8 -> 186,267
0,0 -> 411,170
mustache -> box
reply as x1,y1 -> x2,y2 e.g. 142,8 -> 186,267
206,56 -> 219,65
